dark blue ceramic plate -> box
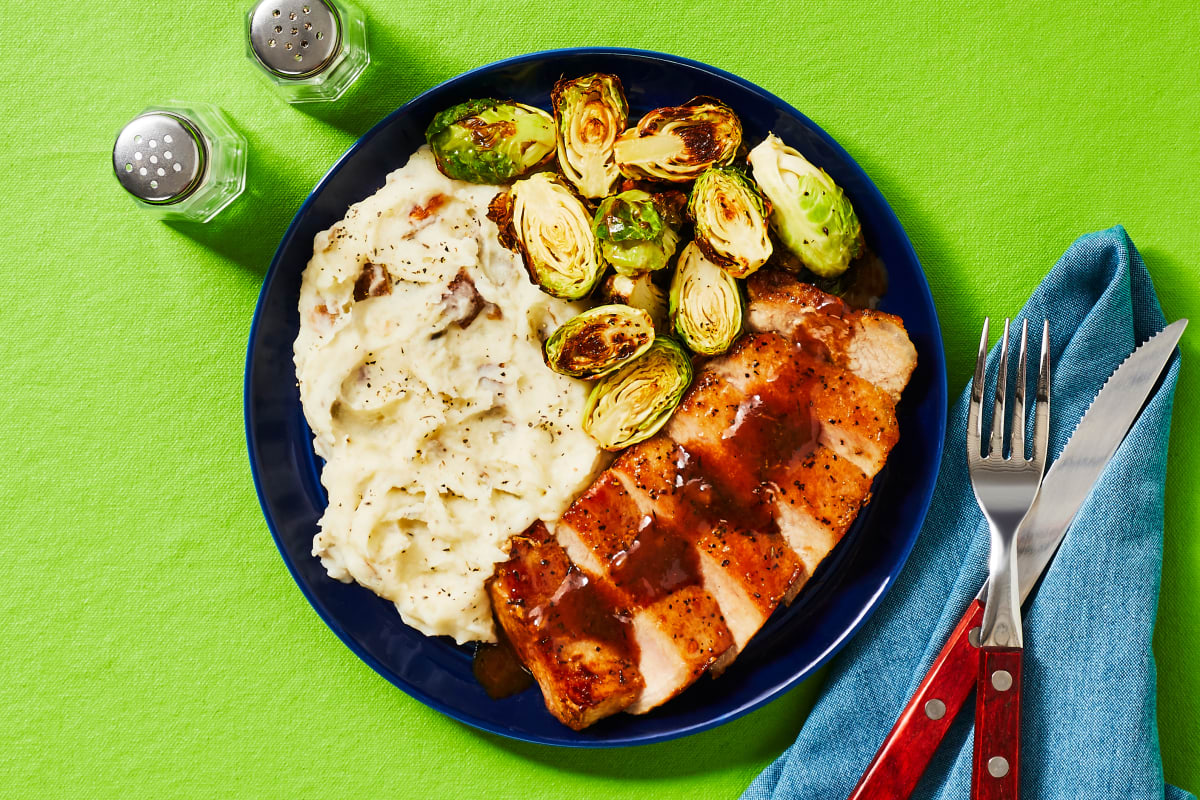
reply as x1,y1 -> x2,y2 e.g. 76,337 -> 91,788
245,48 -> 947,747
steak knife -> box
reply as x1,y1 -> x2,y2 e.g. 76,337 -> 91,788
848,318 -> 1187,800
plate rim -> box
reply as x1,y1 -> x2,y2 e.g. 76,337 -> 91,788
244,46 -> 948,747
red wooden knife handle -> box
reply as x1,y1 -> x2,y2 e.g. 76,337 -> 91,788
847,599 -> 985,800
971,647 -> 1022,800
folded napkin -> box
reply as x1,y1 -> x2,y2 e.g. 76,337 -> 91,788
742,227 -> 1189,800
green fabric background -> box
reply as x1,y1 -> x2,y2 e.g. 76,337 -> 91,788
1,1 -> 1196,796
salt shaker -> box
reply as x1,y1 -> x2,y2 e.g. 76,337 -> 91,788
245,0 -> 369,103
112,103 -> 247,223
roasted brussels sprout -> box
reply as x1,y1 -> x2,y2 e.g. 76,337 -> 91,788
688,166 -> 773,278
601,272 -> 669,334
613,97 -> 742,183
552,73 -> 629,199
544,305 -> 655,379
592,189 -> 684,276
670,242 -> 744,355
583,338 -> 693,450
488,173 -> 604,300
425,99 -> 556,184
748,134 -> 863,278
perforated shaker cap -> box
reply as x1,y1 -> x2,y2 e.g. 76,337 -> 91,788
112,112 -> 207,204
249,0 -> 342,79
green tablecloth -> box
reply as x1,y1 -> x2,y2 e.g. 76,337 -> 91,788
3,1 -> 1196,796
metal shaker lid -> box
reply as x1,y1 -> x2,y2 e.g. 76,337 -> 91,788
248,0 -> 342,79
112,112 -> 207,205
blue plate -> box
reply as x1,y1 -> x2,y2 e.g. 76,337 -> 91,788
245,48 -> 947,747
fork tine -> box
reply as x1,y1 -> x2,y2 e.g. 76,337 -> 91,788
968,317 -> 989,459
989,318 -> 1010,458
1033,319 -> 1051,467
1011,319 -> 1029,460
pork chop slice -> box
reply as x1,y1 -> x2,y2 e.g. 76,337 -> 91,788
770,446 -> 874,575
556,472 -> 735,714
488,522 -> 643,730
609,436 -> 805,668
745,270 -> 917,401
703,333 -> 900,475
666,334 -> 889,586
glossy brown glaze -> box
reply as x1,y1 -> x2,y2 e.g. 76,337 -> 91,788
560,472 -> 705,605
666,338 -> 825,535
609,527 -> 699,605
472,622 -> 533,699
488,523 -> 643,728
610,436 -> 803,619
745,270 -> 855,361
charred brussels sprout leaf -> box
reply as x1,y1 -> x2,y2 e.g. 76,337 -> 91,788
688,166 -> 773,278
601,273 -> 670,334
552,73 -> 629,199
425,99 -> 556,184
613,97 -> 742,183
592,189 -> 684,276
583,338 -> 693,450
670,241 -> 744,355
544,304 -> 655,379
487,173 -> 603,300
748,133 -> 862,278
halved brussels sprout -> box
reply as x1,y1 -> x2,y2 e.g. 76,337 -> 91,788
601,273 -> 669,334
688,166 -> 773,278
425,99 -> 556,184
583,338 -> 693,450
544,304 -> 655,379
552,73 -> 629,199
747,133 -> 863,278
613,97 -> 742,183
670,242 -> 744,356
488,173 -> 603,300
592,189 -> 684,276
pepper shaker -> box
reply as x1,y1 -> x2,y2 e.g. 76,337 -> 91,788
112,103 -> 247,222
246,0 -> 369,103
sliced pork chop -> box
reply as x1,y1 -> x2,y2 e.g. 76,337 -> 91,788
556,472 -> 735,714
488,522 -> 643,730
660,333 -> 895,665
703,333 -> 900,475
609,437 -> 805,668
746,270 -> 917,401
491,276 -> 917,729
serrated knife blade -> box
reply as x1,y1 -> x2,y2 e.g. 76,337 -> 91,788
977,318 -> 1187,605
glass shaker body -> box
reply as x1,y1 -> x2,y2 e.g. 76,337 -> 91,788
245,0 -> 369,103
112,103 -> 247,223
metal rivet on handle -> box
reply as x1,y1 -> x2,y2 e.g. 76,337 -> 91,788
968,626 -> 981,647
249,0 -> 341,78
113,112 -> 206,204
924,699 -> 946,720
987,756 -> 1010,778
991,669 -> 1013,691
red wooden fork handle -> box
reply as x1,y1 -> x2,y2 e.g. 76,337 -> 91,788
848,599 -> 985,800
971,646 -> 1023,800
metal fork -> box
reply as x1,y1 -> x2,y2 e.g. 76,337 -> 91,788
966,317 -> 1050,799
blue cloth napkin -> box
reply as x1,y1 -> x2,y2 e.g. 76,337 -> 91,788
742,227 -> 1189,800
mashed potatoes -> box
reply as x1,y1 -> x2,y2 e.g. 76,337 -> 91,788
293,147 -> 604,643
